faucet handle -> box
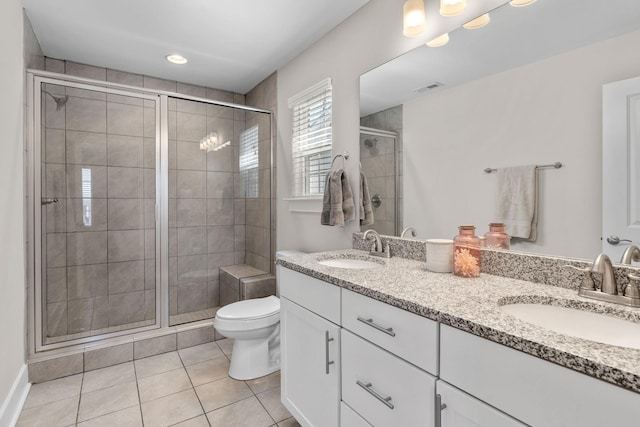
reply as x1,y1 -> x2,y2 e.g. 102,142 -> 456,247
624,274 -> 640,298
562,265 -> 596,291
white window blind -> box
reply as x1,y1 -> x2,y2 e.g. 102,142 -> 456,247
288,78 -> 332,197
239,125 -> 259,198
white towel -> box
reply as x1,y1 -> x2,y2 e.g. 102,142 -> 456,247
495,165 -> 537,241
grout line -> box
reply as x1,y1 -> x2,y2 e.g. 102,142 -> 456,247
177,349 -> 211,426
131,356 -> 146,426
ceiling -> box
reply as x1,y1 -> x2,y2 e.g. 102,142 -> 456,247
360,0 -> 640,116
22,0 -> 369,94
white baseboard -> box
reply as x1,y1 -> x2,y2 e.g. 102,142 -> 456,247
0,364 -> 30,427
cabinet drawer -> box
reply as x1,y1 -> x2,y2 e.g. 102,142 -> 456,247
342,288 -> 438,374
278,265 -> 341,324
342,330 -> 436,427
340,402 -> 371,427
436,380 -> 526,427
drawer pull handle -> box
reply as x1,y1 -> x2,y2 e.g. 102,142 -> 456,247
325,330 -> 335,374
357,316 -> 396,337
435,394 -> 447,427
356,380 -> 395,410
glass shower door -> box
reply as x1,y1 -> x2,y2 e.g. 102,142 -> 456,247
37,78 -> 160,347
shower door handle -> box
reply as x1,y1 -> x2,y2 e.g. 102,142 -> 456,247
41,198 -> 59,205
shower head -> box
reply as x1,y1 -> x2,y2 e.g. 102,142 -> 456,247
43,90 -> 69,111
364,138 -> 377,148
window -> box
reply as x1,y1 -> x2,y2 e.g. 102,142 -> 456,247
239,125 -> 259,198
289,78 -> 332,197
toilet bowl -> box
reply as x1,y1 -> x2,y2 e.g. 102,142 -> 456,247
214,295 -> 281,380
213,250 -> 305,380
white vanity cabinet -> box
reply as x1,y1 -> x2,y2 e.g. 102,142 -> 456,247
440,324 -> 640,427
279,267 -> 341,427
341,289 -> 438,427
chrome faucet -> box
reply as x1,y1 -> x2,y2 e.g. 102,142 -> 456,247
564,253 -> 640,307
400,227 -> 417,238
592,253 -> 617,295
363,230 -> 391,258
621,245 -> 640,264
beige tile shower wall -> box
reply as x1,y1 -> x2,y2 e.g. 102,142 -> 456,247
43,58 -> 247,322
360,105 -> 403,236
41,75 -> 155,338
168,92 -> 245,316
245,72 -> 276,273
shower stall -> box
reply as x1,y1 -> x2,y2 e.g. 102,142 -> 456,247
27,71 -> 273,352
359,126 -> 399,236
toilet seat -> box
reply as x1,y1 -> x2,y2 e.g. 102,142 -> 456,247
214,296 -> 280,332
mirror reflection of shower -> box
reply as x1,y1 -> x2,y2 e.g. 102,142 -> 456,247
42,90 -> 69,111
359,126 -> 400,236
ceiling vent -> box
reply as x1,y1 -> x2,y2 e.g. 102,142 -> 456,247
413,82 -> 444,93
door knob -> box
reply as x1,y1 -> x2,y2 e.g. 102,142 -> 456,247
606,235 -> 632,245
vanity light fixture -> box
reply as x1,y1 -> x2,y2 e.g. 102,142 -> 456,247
166,54 -> 188,64
403,0 -> 427,37
440,0 -> 466,17
426,33 -> 450,47
463,13 -> 490,29
509,0 -> 537,7
199,131 -> 230,152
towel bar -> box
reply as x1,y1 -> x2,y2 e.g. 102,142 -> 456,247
484,162 -> 562,174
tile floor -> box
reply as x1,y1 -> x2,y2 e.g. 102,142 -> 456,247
17,339 -> 301,427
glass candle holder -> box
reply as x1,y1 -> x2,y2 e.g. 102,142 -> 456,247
484,222 -> 510,250
453,225 -> 481,278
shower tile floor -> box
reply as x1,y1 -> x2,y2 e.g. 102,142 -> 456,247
17,339 -> 300,427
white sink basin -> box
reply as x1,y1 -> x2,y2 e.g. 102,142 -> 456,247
317,258 -> 383,269
500,303 -> 640,349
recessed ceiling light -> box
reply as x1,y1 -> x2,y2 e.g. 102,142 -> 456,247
426,33 -> 450,47
463,13 -> 490,29
509,0 -> 537,7
166,54 -> 187,65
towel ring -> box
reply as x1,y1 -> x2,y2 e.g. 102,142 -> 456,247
331,152 -> 350,169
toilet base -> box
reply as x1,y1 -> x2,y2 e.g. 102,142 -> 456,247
228,324 -> 281,380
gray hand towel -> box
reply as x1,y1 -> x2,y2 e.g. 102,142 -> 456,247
320,171 -> 333,225
341,170 -> 355,223
360,172 -> 374,226
321,169 -> 346,226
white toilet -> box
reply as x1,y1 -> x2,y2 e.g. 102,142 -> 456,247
213,250 -> 305,380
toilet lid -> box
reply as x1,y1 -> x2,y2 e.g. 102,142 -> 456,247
216,296 -> 280,320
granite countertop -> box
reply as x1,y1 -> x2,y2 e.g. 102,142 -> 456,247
277,249 -> 640,394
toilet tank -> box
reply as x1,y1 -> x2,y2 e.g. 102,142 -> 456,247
275,250 -> 306,296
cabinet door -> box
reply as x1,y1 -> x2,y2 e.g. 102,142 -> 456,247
437,381 -> 526,427
281,297 -> 340,427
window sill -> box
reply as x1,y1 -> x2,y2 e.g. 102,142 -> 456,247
284,197 -> 323,213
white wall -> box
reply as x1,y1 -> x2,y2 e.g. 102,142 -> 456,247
404,29 -> 640,259
276,0 -> 506,253
0,0 -> 27,411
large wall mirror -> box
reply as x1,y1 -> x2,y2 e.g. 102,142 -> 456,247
359,0 -> 640,261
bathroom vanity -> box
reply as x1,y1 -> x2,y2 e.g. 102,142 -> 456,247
278,250 -> 640,427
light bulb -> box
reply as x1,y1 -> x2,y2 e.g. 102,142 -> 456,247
426,33 -> 450,47
440,0 -> 466,17
463,13 -> 490,30
403,0 -> 426,37
509,0 -> 537,7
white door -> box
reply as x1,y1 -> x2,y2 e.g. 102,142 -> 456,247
280,297 -> 340,427
436,381 -> 526,427
602,76 -> 640,261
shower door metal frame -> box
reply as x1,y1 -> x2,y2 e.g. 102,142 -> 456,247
28,74 -> 163,352
26,69 -> 274,356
